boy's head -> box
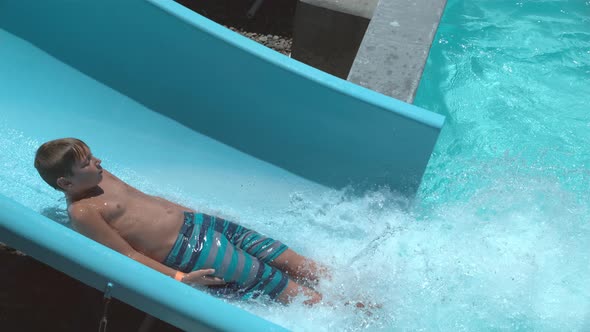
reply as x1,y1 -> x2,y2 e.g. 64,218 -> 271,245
34,138 -> 103,193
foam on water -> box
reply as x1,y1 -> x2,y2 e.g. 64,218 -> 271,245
229,162 -> 589,331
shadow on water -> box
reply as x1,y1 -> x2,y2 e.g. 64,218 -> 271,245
40,205 -> 70,226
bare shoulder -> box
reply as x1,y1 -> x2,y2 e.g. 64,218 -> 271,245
68,200 -> 103,224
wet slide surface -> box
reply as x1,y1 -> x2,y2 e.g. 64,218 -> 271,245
0,28 -> 324,215
0,28 -> 303,331
0,1 -> 442,330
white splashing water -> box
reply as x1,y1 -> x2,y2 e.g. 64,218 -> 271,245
231,173 -> 589,331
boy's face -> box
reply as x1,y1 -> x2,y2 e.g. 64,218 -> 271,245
60,147 -> 103,193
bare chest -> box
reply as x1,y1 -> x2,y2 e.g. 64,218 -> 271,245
93,175 -> 188,257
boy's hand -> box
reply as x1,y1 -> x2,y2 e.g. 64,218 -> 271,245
181,269 -> 226,286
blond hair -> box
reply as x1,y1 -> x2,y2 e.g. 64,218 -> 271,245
34,138 -> 90,190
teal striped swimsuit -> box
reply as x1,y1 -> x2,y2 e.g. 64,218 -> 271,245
164,212 -> 289,300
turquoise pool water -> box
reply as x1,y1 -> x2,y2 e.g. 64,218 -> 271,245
412,0 -> 590,329
417,0 -> 590,206
416,1 -> 590,201
1,0 -> 589,331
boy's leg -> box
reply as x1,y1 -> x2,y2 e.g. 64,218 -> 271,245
216,216 -> 284,263
277,279 -> 323,306
213,215 -> 329,284
270,249 -> 330,285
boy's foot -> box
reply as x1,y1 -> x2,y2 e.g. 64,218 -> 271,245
344,301 -> 383,316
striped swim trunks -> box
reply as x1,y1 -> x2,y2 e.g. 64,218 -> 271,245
163,212 -> 290,300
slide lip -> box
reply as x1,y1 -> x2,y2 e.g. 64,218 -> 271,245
0,194 -> 287,332
146,0 -> 445,130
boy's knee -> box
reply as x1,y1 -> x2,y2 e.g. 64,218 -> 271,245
303,291 -> 323,306
277,281 -> 322,306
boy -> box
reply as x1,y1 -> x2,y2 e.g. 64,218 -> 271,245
34,138 -> 324,305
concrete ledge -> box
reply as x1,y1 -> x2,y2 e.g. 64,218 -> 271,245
348,0 -> 447,103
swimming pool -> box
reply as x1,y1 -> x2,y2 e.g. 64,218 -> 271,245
1,0 -> 589,330
409,0 -> 588,329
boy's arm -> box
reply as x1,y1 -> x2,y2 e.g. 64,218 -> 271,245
68,206 -> 223,285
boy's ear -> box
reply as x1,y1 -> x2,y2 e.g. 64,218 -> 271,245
56,177 -> 72,191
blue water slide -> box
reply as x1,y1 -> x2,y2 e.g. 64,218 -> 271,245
0,0 -> 444,330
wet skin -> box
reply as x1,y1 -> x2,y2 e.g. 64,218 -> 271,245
61,148 -> 326,304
